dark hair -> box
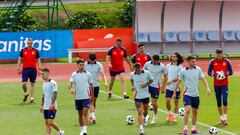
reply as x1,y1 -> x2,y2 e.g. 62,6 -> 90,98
134,62 -> 141,68
40,68 -> 50,72
77,58 -> 85,64
89,53 -> 96,61
138,44 -> 144,48
173,52 -> 184,65
186,55 -> 196,61
216,48 -> 223,54
152,55 -> 160,61
116,38 -> 122,43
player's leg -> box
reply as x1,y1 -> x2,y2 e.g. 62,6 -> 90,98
82,99 -> 90,134
143,98 -> 150,126
172,91 -> 181,123
119,72 -> 129,99
222,86 -> 228,125
165,89 -> 173,122
44,111 -> 51,135
29,68 -> 37,103
183,96 -> 191,134
75,100 -> 84,134
135,100 -> 144,135
214,86 -> 224,124
108,72 -> 116,98
191,97 -> 200,134
89,87 -> 99,123
22,68 -> 29,102
148,86 -> 159,123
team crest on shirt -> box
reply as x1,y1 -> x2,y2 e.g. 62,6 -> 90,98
113,52 -> 117,55
120,51 -> 124,55
32,51 -> 35,55
144,56 -> 148,60
223,62 -> 226,66
24,52 -> 27,55
214,63 -> 218,66
137,58 -> 140,61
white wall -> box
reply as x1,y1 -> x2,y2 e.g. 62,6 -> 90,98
193,1 -> 221,31
136,1 -> 163,32
164,1 -> 192,32
222,1 -> 240,30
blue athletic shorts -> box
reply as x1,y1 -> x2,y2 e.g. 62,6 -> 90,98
149,86 -> 159,99
22,68 -> 37,83
110,70 -> 125,76
75,99 -> 90,111
183,95 -> 200,109
135,98 -> 150,104
44,110 -> 57,119
166,89 -> 181,99
94,87 -> 100,97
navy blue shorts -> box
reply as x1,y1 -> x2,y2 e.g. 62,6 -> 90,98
214,86 -> 228,107
94,87 -> 99,97
110,70 -> 125,76
75,99 -> 90,111
135,98 -> 149,104
183,95 -> 200,109
22,68 -> 37,83
149,86 -> 159,99
166,89 -> 181,99
44,110 -> 57,119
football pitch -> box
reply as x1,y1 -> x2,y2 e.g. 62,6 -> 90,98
0,77 -> 239,135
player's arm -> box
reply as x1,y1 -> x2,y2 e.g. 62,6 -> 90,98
49,91 -> 57,110
130,78 -> 136,91
68,82 -> 75,95
173,80 -> 182,98
40,94 -> 44,113
17,57 -> 23,75
37,58 -> 41,70
201,77 -> 211,96
227,60 -> 233,76
161,74 -> 168,93
207,60 -> 214,76
106,55 -> 112,68
100,71 -> 108,88
141,72 -> 153,88
89,83 -> 94,101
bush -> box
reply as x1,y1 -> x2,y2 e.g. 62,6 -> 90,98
65,11 -> 105,29
119,0 -> 135,27
0,13 -> 44,32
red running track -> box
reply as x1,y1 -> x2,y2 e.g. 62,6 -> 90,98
0,59 -> 239,83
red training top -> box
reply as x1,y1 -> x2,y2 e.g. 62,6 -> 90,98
107,46 -> 127,72
20,48 -> 40,69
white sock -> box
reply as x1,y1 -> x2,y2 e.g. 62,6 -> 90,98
168,110 -> 171,114
24,92 -> 28,96
123,92 -> 126,95
109,90 -> 112,93
139,125 -> 144,130
223,114 -> 227,120
220,115 -> 224,120
80,126 -> 83,132
91,112 -> 96,118
192,125 -> 196,130
184,125 -> 188,129
30,97 -> 34,100
154,114 -> 157,119
83,126 -> 87,132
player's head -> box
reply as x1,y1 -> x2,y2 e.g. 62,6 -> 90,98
216,48 -> 223,59
89,53 -> 96,61
171,52 -> 184,65
77,58 -> 85,71
138,44 -> 145,54
41,68 -> 50,81
186,55 -> 196,67
27,38 -> 33,48
116,38 -> 122,47
152,54 -> 160,65
134,62 -> 142,73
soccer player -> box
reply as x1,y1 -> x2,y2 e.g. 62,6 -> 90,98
106,38 -> 131,99
208,48 -> 233,125
131,44 -> 151,68
165,52 -> 184,123
84,53 -> 108,123
17,38 -> 41,103
40,68 -> 64,135
143,55 -> 168,124
69,59 -> 94,135
174,56 -> 210,135
130,63 -> 153,135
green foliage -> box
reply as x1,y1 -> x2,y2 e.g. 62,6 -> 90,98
119,0 -> 135,27
65,11 -> 105,29
0,12 -> 44,32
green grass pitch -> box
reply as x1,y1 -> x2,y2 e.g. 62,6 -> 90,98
0,77 -> 239,135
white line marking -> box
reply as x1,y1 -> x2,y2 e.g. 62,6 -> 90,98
100,90 -> 237,135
